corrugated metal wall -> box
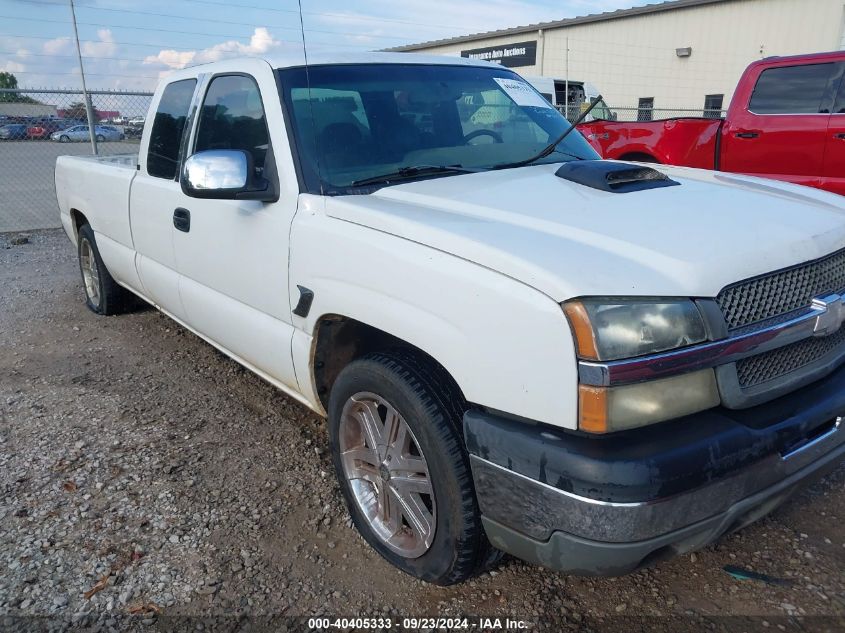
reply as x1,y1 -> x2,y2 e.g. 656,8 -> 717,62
406,0 -> 844,111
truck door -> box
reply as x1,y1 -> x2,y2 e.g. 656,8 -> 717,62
721,61 -> 835,188
172,70 -> 300,392
821,64 -> 845,195
129,78 -> 197,320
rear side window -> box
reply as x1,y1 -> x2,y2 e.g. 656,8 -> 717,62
147,79 -> 196,179
194,75 -> 269,172
748,63 -> 833,114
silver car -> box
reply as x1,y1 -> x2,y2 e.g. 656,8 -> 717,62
52,125 -> 124,143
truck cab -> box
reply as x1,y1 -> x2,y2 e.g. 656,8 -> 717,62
720,51 -> 845,194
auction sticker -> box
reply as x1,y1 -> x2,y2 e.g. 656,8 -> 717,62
493,78 -> 552,109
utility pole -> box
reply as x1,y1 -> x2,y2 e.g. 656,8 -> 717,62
564,37 -> 570,121
68,0 -> 98,155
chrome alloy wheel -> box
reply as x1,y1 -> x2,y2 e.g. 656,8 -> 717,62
339,392 -> 436,558
79,237 -> 101,306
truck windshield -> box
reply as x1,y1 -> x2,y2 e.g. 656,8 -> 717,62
277,63 -> 599,194
589,98 -> 615,121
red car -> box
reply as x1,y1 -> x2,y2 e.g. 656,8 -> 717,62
578,51 -> 845,195
27,119 -> 70,140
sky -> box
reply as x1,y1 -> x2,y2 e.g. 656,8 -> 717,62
1,0 -> 658,92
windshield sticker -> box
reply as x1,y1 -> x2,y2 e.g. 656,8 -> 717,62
493,78 -> 553,109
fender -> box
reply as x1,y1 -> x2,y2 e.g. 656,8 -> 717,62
288,210 -> 580,429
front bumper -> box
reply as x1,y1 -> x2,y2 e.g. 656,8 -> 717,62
465,363 -> 845,576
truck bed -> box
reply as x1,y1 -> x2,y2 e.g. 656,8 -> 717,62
55,153 -> 138,250
577,118 -> 723,168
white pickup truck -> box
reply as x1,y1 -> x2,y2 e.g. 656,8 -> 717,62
56,53 -> 845,584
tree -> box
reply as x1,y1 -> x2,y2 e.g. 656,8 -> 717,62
0,72 -> 38,104
64,101 -> 98,121
0,72 -> 18,90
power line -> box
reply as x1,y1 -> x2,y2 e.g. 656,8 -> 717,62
15,0 -> 462,31
11,69 -> 161,79
0,13 -> 414,43
0,32 -> 381,51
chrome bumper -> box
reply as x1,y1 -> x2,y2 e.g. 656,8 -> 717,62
471,416 -> 841,544
464,364 -> 845,575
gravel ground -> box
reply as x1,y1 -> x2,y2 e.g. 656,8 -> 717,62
1,229 -> 845,632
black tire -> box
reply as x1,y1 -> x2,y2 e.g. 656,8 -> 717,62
59,135 -> 69,143
328,350 -> 501,585
96,134 -> 105,142
77,223 -> 133,315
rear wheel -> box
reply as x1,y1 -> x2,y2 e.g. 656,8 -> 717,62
328,350 -> 501,585
96,134 -> 105,142
77,223 -> 133,315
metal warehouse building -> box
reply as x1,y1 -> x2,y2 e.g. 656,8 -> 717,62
390,0 -> 845,117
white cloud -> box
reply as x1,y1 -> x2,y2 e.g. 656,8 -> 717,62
43,37 -> 71,56
1,60 -> 26,73
144,27 -> 282,70
81,29 -> 118,58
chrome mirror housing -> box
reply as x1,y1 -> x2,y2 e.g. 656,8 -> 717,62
182,150 -> 249,195
180,149 -> 276,201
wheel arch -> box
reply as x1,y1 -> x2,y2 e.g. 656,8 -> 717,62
310,314 -> 466,413
618,151 -> 661,164
69,208 -> 90,240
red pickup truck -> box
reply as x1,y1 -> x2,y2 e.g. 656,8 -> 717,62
578,51 -> 845,195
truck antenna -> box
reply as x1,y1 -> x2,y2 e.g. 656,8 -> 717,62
296,0 -> 324,195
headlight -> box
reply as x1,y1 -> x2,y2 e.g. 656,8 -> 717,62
564,298 -> 716,433
578,370 -> 720,433
563,298 -> 707,361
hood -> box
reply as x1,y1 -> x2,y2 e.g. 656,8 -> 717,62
324,163 -> 845,301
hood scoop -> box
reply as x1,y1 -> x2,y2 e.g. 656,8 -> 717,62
555,160 -> 680,193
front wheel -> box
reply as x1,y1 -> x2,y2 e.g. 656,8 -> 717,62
328,351 -> 500,585
59,135 -> 69,143
77,224 -> 133,315
96,134 -> 105,142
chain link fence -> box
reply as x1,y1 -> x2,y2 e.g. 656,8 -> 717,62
0,88 -> 728,233
555,104 -> 726,122
0,88 -> 153,232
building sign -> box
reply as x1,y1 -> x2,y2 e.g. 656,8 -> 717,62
461,41 -> 537,68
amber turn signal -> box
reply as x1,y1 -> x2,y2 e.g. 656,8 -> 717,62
578,384 -> 609,434
562,300 -> 599,360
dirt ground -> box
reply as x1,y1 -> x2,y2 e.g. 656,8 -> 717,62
1,230 -> 844,632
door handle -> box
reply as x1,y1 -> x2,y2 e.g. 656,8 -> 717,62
735,132 -> 759,139
173,207 -> 191,232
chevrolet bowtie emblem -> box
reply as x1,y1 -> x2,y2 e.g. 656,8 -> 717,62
811,293 -> 845,337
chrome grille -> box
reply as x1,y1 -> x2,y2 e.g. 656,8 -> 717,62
716,248 -> 845,330
736,327 -> 845,388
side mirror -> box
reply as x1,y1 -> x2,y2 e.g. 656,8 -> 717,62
181,149 -> 275,201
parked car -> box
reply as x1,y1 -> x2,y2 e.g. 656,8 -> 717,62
123,125 -> 143,140
0,123 -> 29,140
51,125 -> 124,143
55,54 -> 845,584
27,119 -> 72,140
128,116 -> 145,126
578,51 -> 845,195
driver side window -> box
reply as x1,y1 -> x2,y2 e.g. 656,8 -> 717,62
194,75 -> 270,174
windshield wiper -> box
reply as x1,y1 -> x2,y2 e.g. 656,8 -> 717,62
490,94 -> 604,171
351,164 -> 477,188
